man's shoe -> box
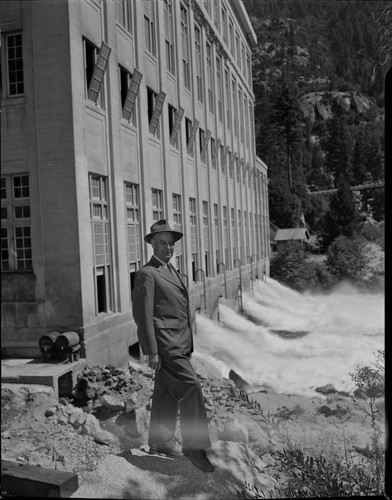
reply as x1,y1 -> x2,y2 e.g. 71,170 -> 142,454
183,449 -> 215,473
148,446 -> 180,458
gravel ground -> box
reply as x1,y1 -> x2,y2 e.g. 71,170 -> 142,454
1,355 -> 385,499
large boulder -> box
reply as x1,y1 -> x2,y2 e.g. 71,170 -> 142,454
191,355 -> 223,380
68,407 -> 86,426
101,394 -> 125,411
218,416 -> 249,444
315,384 -> 337,395
116,407 -> 149,438
94,430 -> 120,447
229,369 -> 250,391
81,414 -> 101,436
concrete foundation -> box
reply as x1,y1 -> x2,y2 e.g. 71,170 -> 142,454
1,359 -> 86,397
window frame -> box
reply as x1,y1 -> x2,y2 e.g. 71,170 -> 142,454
180,5 -> 191,91
115,0 -> 133,33
152,188 -> 164,221
216,56 -> 223,122
211,137 -> 221,170
169,104 -> 184,147
164,0 -> 176,75
147,87 -> 165,138
1,174 -> 32,272
206,41 -> 214,114
124,182 -> 141,300
4,32 -> 24,97
194,23 -> 203,103
187,118 -> 199,156
144,0 -> 157,56
83,38 -> 110,108
119,65 -> 142,125
89,174 -> 113,314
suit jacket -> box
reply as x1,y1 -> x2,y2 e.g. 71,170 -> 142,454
132,256 -> 193,357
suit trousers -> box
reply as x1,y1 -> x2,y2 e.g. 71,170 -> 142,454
148,354 -> 211,451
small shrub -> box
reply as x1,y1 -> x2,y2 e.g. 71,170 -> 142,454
326,235 -> 367,282
270,241 -> 320,291
360,222 -> 383,243
349,350 -> 385,488
273,447 -> 382,498
238,353 -> 385,499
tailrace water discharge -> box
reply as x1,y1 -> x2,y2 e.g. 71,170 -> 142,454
195,278 -> 384,397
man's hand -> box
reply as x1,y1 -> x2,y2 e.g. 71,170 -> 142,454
147,353 -> 161,371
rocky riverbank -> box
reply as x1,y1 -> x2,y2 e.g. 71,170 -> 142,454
1,354 -> 385,498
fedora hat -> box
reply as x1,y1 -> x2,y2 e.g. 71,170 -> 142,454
144,219 -> 183,244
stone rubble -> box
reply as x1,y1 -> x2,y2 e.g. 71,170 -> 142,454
1,354 -> 385,482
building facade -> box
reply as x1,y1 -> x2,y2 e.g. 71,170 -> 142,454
1,0 -> 270,366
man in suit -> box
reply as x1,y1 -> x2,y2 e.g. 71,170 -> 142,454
132,219 -> 214,473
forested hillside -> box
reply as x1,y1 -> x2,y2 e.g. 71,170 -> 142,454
244,0 -> 389,234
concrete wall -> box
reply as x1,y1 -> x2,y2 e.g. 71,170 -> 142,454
1,0 -> 270,367
1,1 -> 85,357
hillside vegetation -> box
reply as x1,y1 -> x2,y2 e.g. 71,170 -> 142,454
244,0 -> 388,234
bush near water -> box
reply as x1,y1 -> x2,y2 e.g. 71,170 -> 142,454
270,225 -> 384,293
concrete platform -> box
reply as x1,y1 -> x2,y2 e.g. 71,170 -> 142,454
1,359 -> 86,397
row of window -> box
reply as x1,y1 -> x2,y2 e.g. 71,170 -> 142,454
89,37 -> 253,150
89,173 -> 266,313
2,29 -> 253,169
115,1 -> 252,87
204,0 -> 252,85
5,13 -> 252,143
1,173 -> 267,316
143,1 -> 251,86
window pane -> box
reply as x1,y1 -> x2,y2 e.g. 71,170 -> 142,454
7,33 -> 24,96
92,204 -> 102,218
91,177 -> 100,198
13,175 -> 30,198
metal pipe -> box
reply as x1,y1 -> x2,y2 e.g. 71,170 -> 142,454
195,268 -> 206,311
217,262 -> 227,298
234,259 -> 243,312
252,253 -> 259,281
247,256 -> 253,295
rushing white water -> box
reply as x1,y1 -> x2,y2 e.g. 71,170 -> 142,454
195,277 -> 384,397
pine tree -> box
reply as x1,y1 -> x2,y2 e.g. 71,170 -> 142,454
307,147 -> 329,190
324,101 -> 353,186
268,174 -> 303,228
324,175 -> 359,245
352,139 -> 368,185
273,81 -> 303,186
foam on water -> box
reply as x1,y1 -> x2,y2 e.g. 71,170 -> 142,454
195,278 -> 384,397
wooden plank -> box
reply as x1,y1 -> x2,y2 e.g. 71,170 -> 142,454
1,460 -> 79,498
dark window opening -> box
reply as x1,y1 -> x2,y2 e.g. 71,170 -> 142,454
205,252 -> 209,277
97,273 -> 106,313
120,66 -> 129,107
147,87 -> 155,123
85,40 -> 96,89
128,342 -> 140,360
192,258 -> 196,283
168,104 -> 175,136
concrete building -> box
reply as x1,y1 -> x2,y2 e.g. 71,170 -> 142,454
1,0 -> 270,367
